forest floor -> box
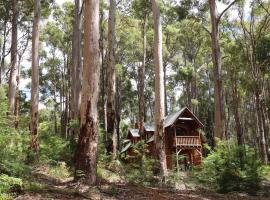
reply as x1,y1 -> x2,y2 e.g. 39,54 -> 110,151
14,165 -> 270,200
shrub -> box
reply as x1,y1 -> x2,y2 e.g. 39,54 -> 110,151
123,141 -> 158,185
39,133 -> 72,164
193,140 -> 265,194
48,162 -> 70,179
0,174 -> 22,200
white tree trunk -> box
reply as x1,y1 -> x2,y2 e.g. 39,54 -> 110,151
30,0 -> 41,156
106,0 -> 117,159
74,0 -> 100,185
71,0 -> 82,126
8,0 -> 18,116
151,0 -> 168,178
138,14 -> 147,138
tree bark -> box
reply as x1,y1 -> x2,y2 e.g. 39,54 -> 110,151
29,0 -> 41,159
71,0 -> 82,136
255,91 -> 268,164
8,0 -> 18,116
106,0 -> 117,159
209,0 -> 223,139
138,13 -> 147,138
99,1 -> 107,138
151,0 -> 168,179
231,76 -> 244,146
163,64 -> 168,116
14,57 -> 20,129
0,19 -> 8,85
74,0 -> 100,185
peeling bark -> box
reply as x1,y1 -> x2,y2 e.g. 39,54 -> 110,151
74,0 -> 100,185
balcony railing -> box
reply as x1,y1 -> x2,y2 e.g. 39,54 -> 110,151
175,136 -> 201,147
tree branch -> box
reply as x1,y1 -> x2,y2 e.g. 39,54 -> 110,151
258,0 -> 270,16
217,0 -> 237,24
202,25 -> 211,36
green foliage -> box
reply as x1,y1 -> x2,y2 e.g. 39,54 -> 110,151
48,162 -> 70,179
124,141 -> 158,185
0,174 -> 22,200
0,86 -> 30,177
68,119 -> 79,130
0,86 -> 9,131
39,133 -> 72,164
194,140 -> 266,194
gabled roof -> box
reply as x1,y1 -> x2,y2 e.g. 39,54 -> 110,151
144,123 -> 155,132
164,107 -> 203,128
164,107 -> 186,128
128,128 -> 140,137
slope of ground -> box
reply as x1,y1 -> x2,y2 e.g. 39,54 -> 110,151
14,166 -> 270,200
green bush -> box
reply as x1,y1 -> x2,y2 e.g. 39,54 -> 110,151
0,86 -> 31,177
0,174 -> 22,200
193,140 -> 266,194
48,161 -> 70,179
123,141 -> 158,185
39,132 -> 72,164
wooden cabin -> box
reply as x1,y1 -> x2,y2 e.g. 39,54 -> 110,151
143,123 -> 157,156
127,128 -> 140,144
162,107 -> 204,169
121,128 -> 140,156
121,107 -> 205,169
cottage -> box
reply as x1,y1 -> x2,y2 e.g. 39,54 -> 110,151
121,107 -> 205,170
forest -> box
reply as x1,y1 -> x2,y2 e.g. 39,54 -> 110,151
0,0 -> 270,199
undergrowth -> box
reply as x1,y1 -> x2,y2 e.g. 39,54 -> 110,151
193,140 -> 270,194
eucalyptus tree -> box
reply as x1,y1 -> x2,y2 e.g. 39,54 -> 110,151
132,0 -> 151,145
74,0 -> 100,185
8,0 -> 19,116
208,0 -> 237,139
29,0 -> 41,160
107,0 -> 117,159
151,0 -> 168,178
0,0 -> 12,85
70,0 -> 82,136
237,1 -> 270,163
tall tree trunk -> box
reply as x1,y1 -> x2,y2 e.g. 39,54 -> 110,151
99,0 -> 107,136
151,0 -> 168,179
209,0 -> 223,139
14,57 -> 20,129
74,0 -> 100,185
163,64 -> 168,116
71,0 -> 82,136
8,0 -> 18,116
29,0 -> 41,159
231,76 -> 244,146
139,14 -> 147,137
115,75 -> 121,150
255,90 -> 268,164
106,0 -> 117,159
0,19 -> 8,85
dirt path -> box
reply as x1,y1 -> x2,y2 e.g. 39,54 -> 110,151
14,167 -> 269,200
16,180 -> 270,200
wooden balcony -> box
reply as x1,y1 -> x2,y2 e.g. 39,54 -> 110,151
175,136 -> 201,148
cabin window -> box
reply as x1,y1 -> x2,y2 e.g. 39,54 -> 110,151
176,127 -> 188,136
